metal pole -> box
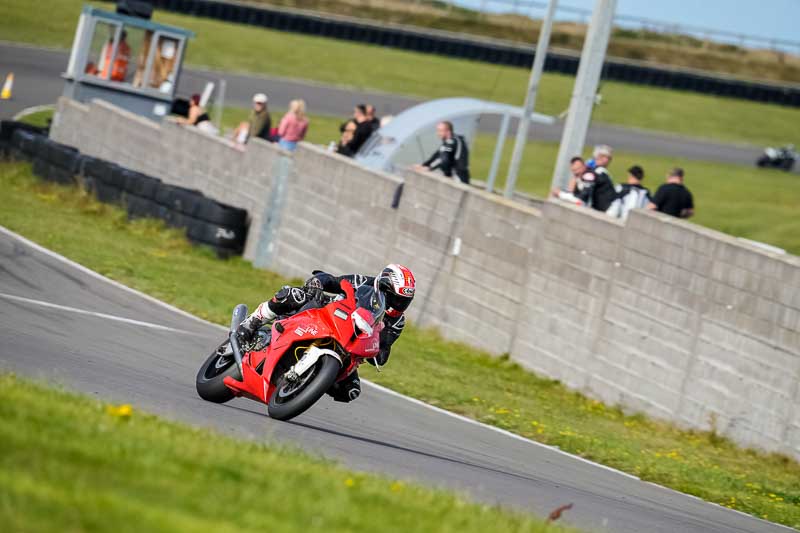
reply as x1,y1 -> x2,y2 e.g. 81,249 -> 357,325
550,0 -> 616,192
486,113 -> 510,192
214,78 -> 226,133
503,0 -> 558,199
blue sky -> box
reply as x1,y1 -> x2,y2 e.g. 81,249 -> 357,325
455,0 -> 800,50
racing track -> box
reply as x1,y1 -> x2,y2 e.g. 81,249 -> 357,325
0,42 -> 774,169
0,226 -> 791,533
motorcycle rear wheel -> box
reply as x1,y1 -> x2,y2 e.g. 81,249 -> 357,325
267,355 -> 340,421
195,341 -> 243,403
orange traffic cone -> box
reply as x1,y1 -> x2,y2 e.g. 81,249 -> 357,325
1,73 -> 13,100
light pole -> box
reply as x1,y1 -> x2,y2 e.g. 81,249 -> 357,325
504,0 -> 558,199
551,0 -> 617,192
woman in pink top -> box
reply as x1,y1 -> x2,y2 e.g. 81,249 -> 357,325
277,99 -> 309,152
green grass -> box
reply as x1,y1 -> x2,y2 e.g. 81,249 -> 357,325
0,373 -> 571,533
1,161 -> 799,529
2,0 -> 799,146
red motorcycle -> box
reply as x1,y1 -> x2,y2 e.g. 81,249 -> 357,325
195,280 -> 385,420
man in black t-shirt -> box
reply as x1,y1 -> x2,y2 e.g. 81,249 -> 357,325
648,167 -> 694,218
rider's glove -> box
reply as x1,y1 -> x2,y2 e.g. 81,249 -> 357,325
303,276 -> 325,305
236,316 -> 260,344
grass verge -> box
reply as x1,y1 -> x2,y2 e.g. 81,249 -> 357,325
1,0 -> 799,146
0,373 -> 570,533
1,161 -> 799,528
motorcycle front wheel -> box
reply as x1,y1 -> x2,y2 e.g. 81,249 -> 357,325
195,340 -> 243,403
267,355 -> 340,421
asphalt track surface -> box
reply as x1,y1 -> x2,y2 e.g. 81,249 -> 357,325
0,226 -> 793,533
0,41 -> 771,168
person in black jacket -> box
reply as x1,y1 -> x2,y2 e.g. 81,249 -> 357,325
576,145 -> 616,211
236,265 -> 416,403
415,121 -> 470,184
340,104 -> 374,155
648,167 -> 694,218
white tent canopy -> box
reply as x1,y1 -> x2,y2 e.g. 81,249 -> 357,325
355,97 -> 556,190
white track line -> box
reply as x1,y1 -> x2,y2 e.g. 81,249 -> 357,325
0,225 -> 792,531
0,292 -> 193,334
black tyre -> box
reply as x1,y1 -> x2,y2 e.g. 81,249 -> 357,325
83,157 -> 116,183
154,184 -> 204,216
32,136 -> 50,160
104,165 -> 128,188
11,129 -> 38,160
32,157 -> 50,180
163,209 -> 189,229
185,217 -> 247,252
125,194 -> 161,220
267,354 -> 341,421
122,169 -> 161,199
47,143 -> 80,172
195,341 -> 243,403
781,159 -> 795,172
94,180 -> 124,204
756,156 -> 769,167
196,199 -> 248,228
49,164 -> 76,185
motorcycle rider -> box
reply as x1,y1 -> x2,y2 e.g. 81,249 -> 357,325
236,264 -> 416,403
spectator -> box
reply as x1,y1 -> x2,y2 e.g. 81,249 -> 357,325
552,156 -> 591,203
233,93 -> 271,146
87,30 -> 130,82
648,167 -> 694,218
343,104 -> 374,154
335,119 -> 358,157
176,94 -> 218,135
575,145 -> 616,212
414,121 -> 470,184
365,104 -> 381,133
177,94 -> 209,126
606,165 -> 651,220
277,99 -> 309,152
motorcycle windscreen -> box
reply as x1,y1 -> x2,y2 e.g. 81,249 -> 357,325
354,284 -> 386,328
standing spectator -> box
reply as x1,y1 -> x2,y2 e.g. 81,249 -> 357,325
88,30 -> 130,82
366,104 -> 381,133
414,121 -> 470,184
648,167 -> 694,218
344,104 -> 374,154
552,156 -> 591,203
335,119 -> 358,157
277,99 -> 309,152
233,93 -> 271,146
606,165 -> 650,220
574,146 -> 616,212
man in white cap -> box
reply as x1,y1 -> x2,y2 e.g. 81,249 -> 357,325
233,93 -> 271,145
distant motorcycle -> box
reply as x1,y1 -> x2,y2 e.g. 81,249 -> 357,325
756,144 -> 796,171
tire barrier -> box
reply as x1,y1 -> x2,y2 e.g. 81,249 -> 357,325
1,121 -> 47,158
149,0 -> 800,106
5,122 -> 249,257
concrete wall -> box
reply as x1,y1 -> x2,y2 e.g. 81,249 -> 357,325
51,97 -> 291,261
50,98 -> 800,460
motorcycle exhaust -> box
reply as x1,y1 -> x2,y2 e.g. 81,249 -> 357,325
228,304 -> 248,375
